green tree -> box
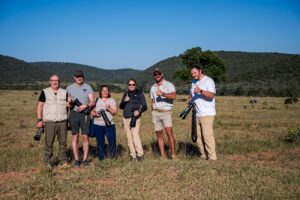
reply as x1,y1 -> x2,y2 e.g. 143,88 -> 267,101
174,47 -> 226,83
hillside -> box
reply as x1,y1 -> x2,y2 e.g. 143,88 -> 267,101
31,62 -> 141,83
0,55 -> 51,84
136,51 -> 300,96
0,51 -> 299,96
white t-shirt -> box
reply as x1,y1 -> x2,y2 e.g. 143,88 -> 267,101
191,75 -> 216,117
93,98 -> 116,126
150,80 -> 176,111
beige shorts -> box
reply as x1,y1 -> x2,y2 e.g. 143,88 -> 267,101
152,110 -> 173,131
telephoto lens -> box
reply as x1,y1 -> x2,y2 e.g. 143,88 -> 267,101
130,116 -> 137,128
180,102 -> 195,119
99,109 -> 111,127
33,127 -> 44,141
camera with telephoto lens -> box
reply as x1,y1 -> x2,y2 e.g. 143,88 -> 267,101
33,127 -> 44,141
73,98 -> 89,115
180,101 -> 196,119
130,108 -> 139,128
98,109 -> 111,127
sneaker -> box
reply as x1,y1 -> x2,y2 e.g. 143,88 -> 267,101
82,160 -> 90,167
137,155 -> 144,161
74,160 -> 80,167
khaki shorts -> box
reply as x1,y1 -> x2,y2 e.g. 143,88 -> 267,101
152,110 -> 172,131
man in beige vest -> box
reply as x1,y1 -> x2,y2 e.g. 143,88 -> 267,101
37,74 -> 68,168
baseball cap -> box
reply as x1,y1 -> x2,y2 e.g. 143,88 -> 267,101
153,68 -> 162,75
74,70 -> 84,77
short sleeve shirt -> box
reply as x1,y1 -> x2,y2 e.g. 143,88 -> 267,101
150,79 -> 176,110
190,75 -> 216,117
93,98 -> 116,126
66,83 -> 93,112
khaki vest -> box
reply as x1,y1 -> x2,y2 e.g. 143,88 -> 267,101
43,87 -> 68,122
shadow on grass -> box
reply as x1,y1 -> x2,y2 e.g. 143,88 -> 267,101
65,144 -> 127,162
149,141 -> 201,158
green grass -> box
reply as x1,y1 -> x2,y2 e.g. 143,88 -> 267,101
0,91 -> 299,199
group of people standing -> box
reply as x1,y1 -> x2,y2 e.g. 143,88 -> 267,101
36,66 -> 217,168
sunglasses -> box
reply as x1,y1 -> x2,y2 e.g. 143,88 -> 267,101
128,84 -> 136,86
154,72 -> 162,76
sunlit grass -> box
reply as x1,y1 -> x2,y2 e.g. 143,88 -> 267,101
0,90 -> 299,199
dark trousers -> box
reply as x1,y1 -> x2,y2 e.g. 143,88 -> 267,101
94,124 -> 116,160
44,121 -> 67,164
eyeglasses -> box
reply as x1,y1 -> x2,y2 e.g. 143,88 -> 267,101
128,84 -> 136,86
154,72 -> 162,76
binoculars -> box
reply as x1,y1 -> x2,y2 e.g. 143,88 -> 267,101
98,109 -> 111,127
180,101 -> 196,119
33,127 -> 44,141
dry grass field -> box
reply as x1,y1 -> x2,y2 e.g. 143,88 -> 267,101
0,90 -> 299,199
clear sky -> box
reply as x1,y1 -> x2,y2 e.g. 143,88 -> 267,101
0,0 -> 299,69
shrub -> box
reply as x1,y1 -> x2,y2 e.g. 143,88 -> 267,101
284,126 -> 300,143
284,98 -> 293,104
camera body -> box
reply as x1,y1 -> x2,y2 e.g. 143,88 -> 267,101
98,109 -> 111,127
73,98 -> 89,115
33,127 -> 44,141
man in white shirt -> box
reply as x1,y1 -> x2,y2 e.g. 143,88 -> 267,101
150,68 -> 176,159
188,66 -> 217,160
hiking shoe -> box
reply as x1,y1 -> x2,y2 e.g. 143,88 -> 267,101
74,160 -> 80,167
137,155 -> 144,161
82,160 -> 90,167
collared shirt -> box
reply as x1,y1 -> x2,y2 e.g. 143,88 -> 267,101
150,79 -> 176,111
191,75 -> 216,117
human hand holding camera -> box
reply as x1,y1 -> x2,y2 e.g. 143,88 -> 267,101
133,110 -> 140,117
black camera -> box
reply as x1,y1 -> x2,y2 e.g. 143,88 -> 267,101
130,108 -> 139,128
98,109 -> 111,127
73,98 -> 89,115
180,101 -> 196,119
33,127 -> 44,141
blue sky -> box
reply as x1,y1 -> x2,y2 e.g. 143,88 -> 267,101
0,0 -> 299,69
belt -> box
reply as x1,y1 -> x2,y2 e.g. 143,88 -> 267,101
46,120 -> 67,123
153,109 -> 171,113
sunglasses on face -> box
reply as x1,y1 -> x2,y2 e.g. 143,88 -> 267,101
128,84 -> 136,86
154,72 -> 162,76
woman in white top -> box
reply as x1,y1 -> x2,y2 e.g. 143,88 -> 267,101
91,85 -> 118,160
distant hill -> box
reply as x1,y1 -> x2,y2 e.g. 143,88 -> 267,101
0,51 -> 299,96
0,55 -> 51,84
31,62 -> 141,83
136,51 -> 300,96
